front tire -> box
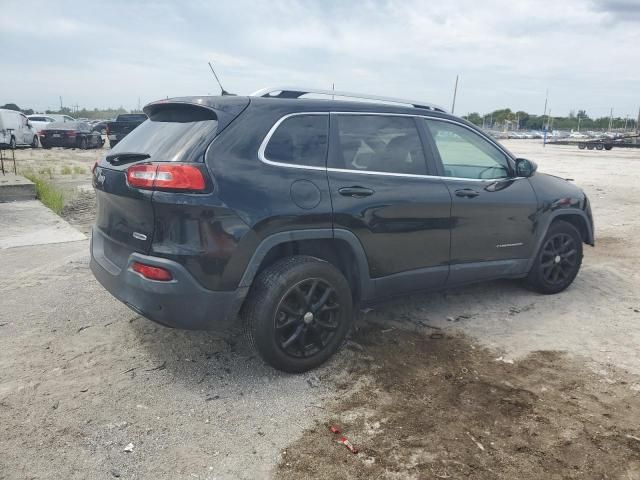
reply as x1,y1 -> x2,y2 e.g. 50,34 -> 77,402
526,221 -> 583,294
243,256 -> 353,373
31,135 -> 39,148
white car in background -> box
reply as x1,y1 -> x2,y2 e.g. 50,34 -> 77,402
27,114 -> 57,135
0,109 -> 38,148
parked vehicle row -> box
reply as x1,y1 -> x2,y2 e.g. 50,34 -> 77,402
1,108 -> 147,150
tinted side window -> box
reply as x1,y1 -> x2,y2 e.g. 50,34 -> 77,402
334,115 -> 426,175
424,119 -> 510,179
264,115 -> 329,167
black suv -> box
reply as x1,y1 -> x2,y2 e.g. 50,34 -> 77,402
90,87 -> 594,372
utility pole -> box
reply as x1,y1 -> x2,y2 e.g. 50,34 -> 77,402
59,96 -> 63,111
608,108 -> 613,132
546,109 -> 552,130
451,75 -> 459,114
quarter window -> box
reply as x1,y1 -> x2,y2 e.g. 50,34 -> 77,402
333,115 -> 427,175
264,115 -> 329,167
424,119 -> 511,179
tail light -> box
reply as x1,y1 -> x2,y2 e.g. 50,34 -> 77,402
131,262 -> 173,281
126,163 -> 206,192
65,131 -> 77,137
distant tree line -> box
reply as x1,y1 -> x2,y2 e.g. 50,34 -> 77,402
0,103 -> 141,120
463,108 -> 637,131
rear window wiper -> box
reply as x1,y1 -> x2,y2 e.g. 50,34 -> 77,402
106,152 -> 151,165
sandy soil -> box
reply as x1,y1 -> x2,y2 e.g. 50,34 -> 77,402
278,329 -> 640,479
12,144 -> 100,233
1,140 -> 640,479
276,140 -> 640,479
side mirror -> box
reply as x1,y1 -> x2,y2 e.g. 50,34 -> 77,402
515,158 -> 538,177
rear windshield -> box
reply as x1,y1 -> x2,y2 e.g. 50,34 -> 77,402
117,114 -> 147,122
110,105 -> 218,162
45,121 -> 81,130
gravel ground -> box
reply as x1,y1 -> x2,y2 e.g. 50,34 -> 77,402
1,140 -> 639,479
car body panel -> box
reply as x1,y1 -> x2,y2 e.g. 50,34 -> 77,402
40,122 -> 103,149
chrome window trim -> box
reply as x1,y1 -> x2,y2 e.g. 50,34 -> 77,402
258,112 -> 329,171
257,111 -> 517,181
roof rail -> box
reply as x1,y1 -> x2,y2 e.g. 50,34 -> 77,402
250,87 -> 447,113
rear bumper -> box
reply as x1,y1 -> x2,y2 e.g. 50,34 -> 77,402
41,138 -> 76,148
90,227 -> 247,331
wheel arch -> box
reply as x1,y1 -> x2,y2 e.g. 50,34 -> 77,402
238,229 -> 373,303
526,209 -> 594,270
553,213 -> 593,245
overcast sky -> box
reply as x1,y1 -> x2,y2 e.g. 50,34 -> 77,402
1,0 -> 638,118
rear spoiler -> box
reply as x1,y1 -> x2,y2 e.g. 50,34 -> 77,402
144,96 -> 250,132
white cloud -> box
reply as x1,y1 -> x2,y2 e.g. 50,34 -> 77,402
0,0 -> 637,117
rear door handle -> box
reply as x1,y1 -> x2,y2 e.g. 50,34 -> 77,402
338,186 -> 375,198
455,188 -> 480,198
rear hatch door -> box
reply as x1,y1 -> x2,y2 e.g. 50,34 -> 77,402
93,97 -> 249,265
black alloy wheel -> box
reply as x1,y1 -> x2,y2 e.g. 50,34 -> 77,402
540,233 -> 578,286
274,278 -> 340,359
243,256 -> 353,373
526,220 -> 583,294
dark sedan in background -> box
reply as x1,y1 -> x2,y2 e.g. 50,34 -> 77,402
40,122 -> 104,149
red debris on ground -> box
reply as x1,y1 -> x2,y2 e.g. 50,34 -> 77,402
329,425 -> 358,454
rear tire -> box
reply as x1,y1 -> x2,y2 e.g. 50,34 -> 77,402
31,135 -> 38,148
9,136 -> 16,149
587,144 -> 594,150
79,137 -> 88,150
578,143 -> 586,150
595,143 -> 604,150
526,221 -> 583,294
243,256 -> 353,373
604,145 -> 613,151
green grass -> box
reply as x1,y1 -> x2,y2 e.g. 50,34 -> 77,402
23,173 -> 64,214
61,165 -> 73,175
38,167 -> 53,179
73,166 -> 86,175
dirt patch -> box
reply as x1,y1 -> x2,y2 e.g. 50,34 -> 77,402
277,327 -> 640,479
61,189 -> 96,234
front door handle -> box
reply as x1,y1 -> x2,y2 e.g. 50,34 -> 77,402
455,188 -> 480,198
338,186 -> 375,198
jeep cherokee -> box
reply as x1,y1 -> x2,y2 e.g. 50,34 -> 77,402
90,87 -> 594,372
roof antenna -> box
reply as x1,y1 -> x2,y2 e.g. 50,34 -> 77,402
208,61 -> 234,96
